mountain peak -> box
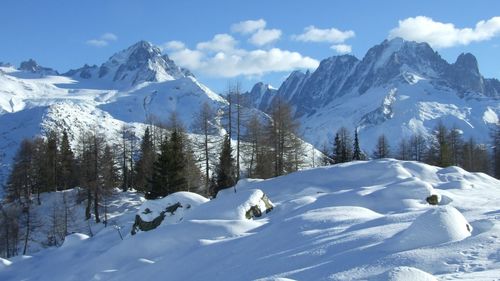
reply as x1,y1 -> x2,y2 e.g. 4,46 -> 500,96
64,41 -> 192,88
454,53 -> 479,73
19,59 -> 59,75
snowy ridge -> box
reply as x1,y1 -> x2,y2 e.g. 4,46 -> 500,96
0,41 -> 319,189
247,38 -> 500,149
0,42 -> 231,188
0,159 -> 499,280
64,40 -> 192,89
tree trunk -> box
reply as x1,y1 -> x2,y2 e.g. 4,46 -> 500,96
22,207 -> 30,255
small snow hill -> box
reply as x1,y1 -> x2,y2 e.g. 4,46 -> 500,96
1,159 -> 499,280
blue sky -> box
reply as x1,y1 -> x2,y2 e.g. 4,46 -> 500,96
1,0 -> 500,92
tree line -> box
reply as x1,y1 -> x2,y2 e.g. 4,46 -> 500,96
0,89 -> 306,257
321,122 -> 500,178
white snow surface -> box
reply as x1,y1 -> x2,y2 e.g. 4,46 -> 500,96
391,205 -> 472,251
1,159 -> 500,280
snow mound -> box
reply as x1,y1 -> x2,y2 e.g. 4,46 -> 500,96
392,206 -> 472,251
61,233 -> 90,248
137,192 -> 208,223
186,189 -> 274,220
299,206 -> 382,224
0,258 -> 12,270
374,266 -> 437,281
369,177 -> 434,211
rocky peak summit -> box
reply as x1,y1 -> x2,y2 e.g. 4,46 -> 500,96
18,59 -> 59,75
64,40 -> 193,88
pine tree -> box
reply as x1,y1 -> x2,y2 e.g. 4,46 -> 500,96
101,145 -> 117,226
134,127 -> 155,192
5,140 -> 34,203
59,130 -> 75,190
150,136 -> 170,197
242,114 -> 262,177
448,126 -> 463,166
373,134 -> 390,159
352,128 -> 362,160
397,138 -> 411,160
335,127 -> 352,163
266,97 -> 302,176
430,122 -> 452,167
45,130 -> 58,192
492,124 -> 500,179
192,102 -> 217,192
150,127 -> 190,198
334,133 -> 342,163
215,134 -> 235,195
165,129 -> 188,193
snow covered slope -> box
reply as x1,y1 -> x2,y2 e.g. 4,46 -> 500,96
0,159 -> 499,280
0,41 -> 231,188
246,38 -> 500,150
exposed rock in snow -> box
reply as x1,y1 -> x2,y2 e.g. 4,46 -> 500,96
186,189 -> 274,220
132,192 -> 209,234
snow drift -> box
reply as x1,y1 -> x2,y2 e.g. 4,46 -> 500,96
0,159 -> 499,281
391,205 -> 473,251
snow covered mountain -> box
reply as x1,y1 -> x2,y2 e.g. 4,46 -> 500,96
18,59 -> 59,76
1,159 -> 499,280
0,41 -> 230,188
63,40 -> 193,89
246,38 -> 500,150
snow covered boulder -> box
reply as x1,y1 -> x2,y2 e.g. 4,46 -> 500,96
391,206 -> 472,251
373,266 -> 437,281
131,192 -> 209,235
186,189 -> 274,220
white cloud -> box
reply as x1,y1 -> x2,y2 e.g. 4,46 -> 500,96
389,16 -> 500,48
331,44 -> 352,54
249,29 -> 282,46
162,40 -> 185,51
162,19 -> 318,77
167,41 -> 318,78
101,33 -> 118,41
293,26 -> 355,43
231,19 -> 266,34
197,34 -> 238,52
86,33 -> 118,47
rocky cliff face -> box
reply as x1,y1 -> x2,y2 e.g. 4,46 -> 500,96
246,37 -> 499,149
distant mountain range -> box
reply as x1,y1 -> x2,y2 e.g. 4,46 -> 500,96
0,38 -> 499,187
244,37 -> 499,149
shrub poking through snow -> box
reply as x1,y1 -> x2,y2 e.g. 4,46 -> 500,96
426,194 -> 439,205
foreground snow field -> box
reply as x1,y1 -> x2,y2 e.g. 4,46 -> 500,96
0,159 -> 499,280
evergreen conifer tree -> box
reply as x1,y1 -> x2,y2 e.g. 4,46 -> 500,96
215,134 -> 235,195
135,127 -> 155,192
59,130 -> 75,190
353,129 -> 361,160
